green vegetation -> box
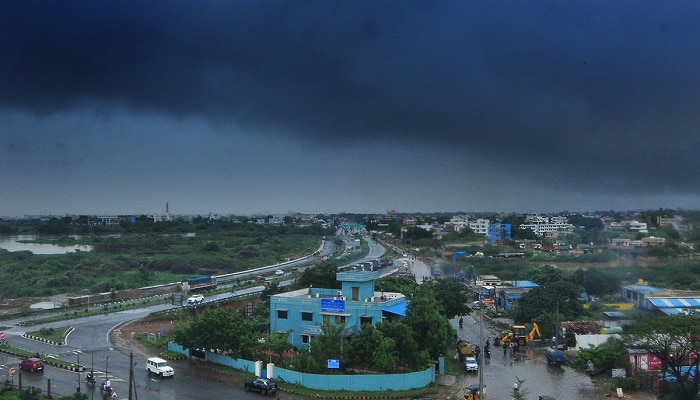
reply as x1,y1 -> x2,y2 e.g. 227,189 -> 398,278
0,217 -> 331,297
0,385 -> 86,400
26,326 -> 69,343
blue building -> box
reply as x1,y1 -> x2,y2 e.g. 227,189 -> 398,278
487,223 -> 511,245
270,269 -> 408,349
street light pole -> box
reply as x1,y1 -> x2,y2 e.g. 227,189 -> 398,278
478,295 -> 484,399
75,351 -> 81,393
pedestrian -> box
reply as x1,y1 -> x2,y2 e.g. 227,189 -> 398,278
513,381 -> 520,392
552,336 -> 557,348
503,342 -> 507,357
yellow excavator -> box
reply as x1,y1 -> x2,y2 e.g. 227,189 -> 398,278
496,322 -> 542,346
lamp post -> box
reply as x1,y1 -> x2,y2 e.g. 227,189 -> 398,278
478,294 -> 484,399
74,351 -> 81,393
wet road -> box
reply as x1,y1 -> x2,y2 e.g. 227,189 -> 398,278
453,312 -> 603,400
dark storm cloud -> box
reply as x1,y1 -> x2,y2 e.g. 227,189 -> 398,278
2,1 -> 700,199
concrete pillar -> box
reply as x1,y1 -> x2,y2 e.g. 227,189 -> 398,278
267,363 -> 274,379
255,360 -> 263,377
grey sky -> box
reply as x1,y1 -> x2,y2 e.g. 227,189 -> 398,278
1,1 -> 699,217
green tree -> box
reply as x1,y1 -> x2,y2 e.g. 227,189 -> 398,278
511,376 -> 529,400
626,314 -> 700,400
571,336 -> 628,375
403,287 -> 453,360
424,279 -> 471,318
346,323 -> 397,373
308,320 -> 348,373
512,280 -> 585,336
580,267 -> 620,297
375,276 -> 419,296
294,261 -> 341,290
172,308 -> 243,353
377,321 -> 422,368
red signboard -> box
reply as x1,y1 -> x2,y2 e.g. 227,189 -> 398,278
647,354 -> 662,370
0,332 -> 5,339
9,367 -> 16,376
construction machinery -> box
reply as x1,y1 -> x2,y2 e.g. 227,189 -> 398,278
495,322 -> 542,346
457,339 -> 474,361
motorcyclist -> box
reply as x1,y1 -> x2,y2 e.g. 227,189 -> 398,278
102,379 -> 112,393
459,317 -> 464,327
86,371 -> 95,384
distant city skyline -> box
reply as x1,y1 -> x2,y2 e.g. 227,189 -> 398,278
2,2 -> 700,217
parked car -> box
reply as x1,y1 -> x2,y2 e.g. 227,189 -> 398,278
464,356 -> 478,373
244,377 -> 278,396
19,357 -> 44,372
274,269 -> 284,276
146,357 -> 174,377
187,294 -> 204,305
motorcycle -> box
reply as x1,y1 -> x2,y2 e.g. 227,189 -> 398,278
85,372 -> 96,385
101,381 -> 112,395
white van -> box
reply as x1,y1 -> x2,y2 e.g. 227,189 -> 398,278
146,357 -> 174,377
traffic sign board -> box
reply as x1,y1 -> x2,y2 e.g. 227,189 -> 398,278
9,367 -> 16,376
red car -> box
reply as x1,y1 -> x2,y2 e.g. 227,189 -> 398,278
19,357 -> 44,372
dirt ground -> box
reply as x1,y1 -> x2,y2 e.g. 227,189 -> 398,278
111,317 -> 177,359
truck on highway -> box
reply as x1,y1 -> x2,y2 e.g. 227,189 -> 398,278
183,276 -> 217,292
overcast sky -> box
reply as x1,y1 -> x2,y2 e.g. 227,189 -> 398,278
2,1 -> 699,217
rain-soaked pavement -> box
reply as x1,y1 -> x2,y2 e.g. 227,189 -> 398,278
406,257 -> 633,400
451,312 -> 604,400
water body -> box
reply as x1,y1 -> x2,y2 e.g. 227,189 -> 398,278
0,235 -> 92,254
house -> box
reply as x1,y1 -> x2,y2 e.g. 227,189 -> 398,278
621,285 -> 664,308
269,269 -> 408,349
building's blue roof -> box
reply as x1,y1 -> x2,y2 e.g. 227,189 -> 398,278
659,308 -> 684,315
603,311 -> 626,318
648,298 -> 700,308
382,302 -> 407,317
623,285 -> 663,295
508,281 -> 539,288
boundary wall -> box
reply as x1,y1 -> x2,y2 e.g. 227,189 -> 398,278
168,342 -> 435,391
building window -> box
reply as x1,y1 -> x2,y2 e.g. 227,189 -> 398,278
277,310 -> 288,319
360,316 -> 372,325
301,312 -> 313,321
322,314 -> 346,324
301,334 -> 311,344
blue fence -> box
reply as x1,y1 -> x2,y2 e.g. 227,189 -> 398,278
168,342 -> 435,391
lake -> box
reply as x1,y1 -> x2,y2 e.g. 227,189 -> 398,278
0,235 -> 93,254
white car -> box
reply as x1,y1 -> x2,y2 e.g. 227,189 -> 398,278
275,270 -> 284,276
187,294 -> 204,305
146,357 -> 174,377
464,356 -> 479,372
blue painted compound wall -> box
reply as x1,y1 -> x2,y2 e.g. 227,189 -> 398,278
168,342 -> 435,391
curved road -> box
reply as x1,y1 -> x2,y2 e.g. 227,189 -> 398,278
2,238 -> 609,399
0,236 -> 371,399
